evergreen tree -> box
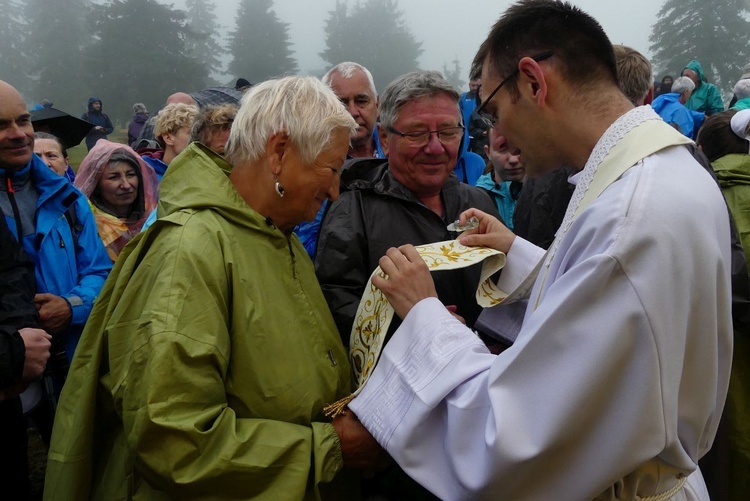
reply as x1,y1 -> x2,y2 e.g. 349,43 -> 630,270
227,0 -> 298,84
0,0 -> 32,98
320,0 -> 423,92
23,0 -> 92,114
442,57 -> 465,92
185,0 -> 224,80
649,0 -> 750,96
84,0 -> 210,123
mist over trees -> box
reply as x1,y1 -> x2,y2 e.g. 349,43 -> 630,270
320,0 -> 423,92
227,0 -> 298,83
185,0 -> 224,78
649,0 -> 750,96
0,0 -> 31,94
84,0 -> 211,121
24,0 -> 92,114
0,0 -> 431,123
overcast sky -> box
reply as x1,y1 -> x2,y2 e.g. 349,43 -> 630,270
179,0 -> 661,84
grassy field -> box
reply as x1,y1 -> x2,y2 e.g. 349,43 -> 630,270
67,129 -> 129,170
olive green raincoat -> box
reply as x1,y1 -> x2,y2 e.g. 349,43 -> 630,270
44,144 -> 354,500
713,152 -> 750,500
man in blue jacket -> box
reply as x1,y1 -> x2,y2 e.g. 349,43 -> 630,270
651,76 -> 702,139
0,81 -> 111,416
81,97 -> 114,150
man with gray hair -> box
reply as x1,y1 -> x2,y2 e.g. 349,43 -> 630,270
322,62 -> 381,158
731,78 -> 750,110
294,62 -> 383,257
315,68 -> 500,499
652,75 -> 701,138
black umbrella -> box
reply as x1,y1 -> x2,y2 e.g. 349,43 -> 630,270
30,107 -> 94,149
190,87 -> 244,109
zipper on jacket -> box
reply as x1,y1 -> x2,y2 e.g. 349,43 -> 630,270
5,174 -> 23,241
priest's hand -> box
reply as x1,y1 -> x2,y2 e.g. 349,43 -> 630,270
35,293 -> 72,335
457,208 -> 516,254
332,410 -> 390,474
372,245 -> 438,320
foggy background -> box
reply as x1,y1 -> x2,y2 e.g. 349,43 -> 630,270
3,0 -> 746,125
177,0 -> 660,78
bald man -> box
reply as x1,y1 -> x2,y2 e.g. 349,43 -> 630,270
134,91 -> 197,148
0,80 -> 111,436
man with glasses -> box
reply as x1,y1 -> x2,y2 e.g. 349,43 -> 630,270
314,69 -> 499,499
346,1 -> 732,500
316,70 -> 498,345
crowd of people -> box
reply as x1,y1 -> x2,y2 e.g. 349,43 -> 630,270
2,0 -> 750,500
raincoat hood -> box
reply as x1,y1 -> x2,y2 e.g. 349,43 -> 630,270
158,142 -> 259,230
714,154 -> 750,188
684,60 -> 706,83
87,97 -> 103,113
713,153 -> 750,274
75,140 -> 158,218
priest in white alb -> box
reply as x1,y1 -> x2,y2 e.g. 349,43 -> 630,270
346,1 -> 734,500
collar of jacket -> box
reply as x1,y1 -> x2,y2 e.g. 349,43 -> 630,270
1,154 -> 79,210
156,143 -> 293,243
339,157 -> 465,217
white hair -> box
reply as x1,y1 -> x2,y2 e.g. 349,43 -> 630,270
322,62 -> 377,97
225,76 -> 358,165
671,76 -> 695,96
733,79 -> 750,100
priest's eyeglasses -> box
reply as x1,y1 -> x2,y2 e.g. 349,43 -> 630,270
476,50 -> 554,128
386,125 -> 465,148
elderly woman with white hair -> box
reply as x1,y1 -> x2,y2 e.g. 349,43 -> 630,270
44,76 -> 385,500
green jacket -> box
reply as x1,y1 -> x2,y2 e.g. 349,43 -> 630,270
45,144 -> 354,500
714,152 -> 750,500
714,153 -> 750,273
683,60 -> 725,115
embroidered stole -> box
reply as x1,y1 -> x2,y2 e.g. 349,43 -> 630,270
324,115 -> 692,417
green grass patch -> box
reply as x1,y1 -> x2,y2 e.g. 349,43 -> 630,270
67,130 -> 128,171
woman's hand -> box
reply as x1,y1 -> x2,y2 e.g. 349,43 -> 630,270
457,208 -> 516,254
372,245 -> 438,320
332,410 -> 390,475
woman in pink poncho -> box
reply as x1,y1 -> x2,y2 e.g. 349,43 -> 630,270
75,140 -> 158,261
